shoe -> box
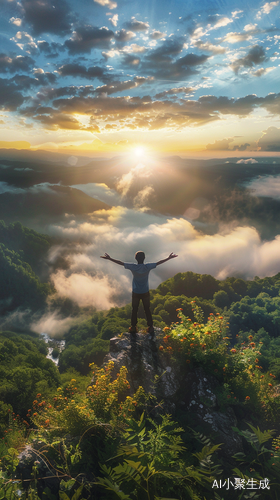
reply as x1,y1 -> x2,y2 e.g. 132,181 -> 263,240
129,326 -> 138,334
147,326 -> 154,335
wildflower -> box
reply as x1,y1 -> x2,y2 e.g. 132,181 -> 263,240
245,396 -> 250,400
227,395 -> 231,398
163,327 -> 170,332
176,308 -> 183,311
45,419 -> 50,426
159,345 -> 163,351
219,316 -> 223,319
248,335 -> 253,340
37,393 -> 41,398
230,349 -> 237,353
268,383 -> 273,387
186,359 -> 190,363
250,342 -> 255,347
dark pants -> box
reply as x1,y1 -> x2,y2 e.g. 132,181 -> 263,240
131,291 -> 153,327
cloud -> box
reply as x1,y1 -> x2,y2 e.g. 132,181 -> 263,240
253,67 -> 275,77
0,181 -> 63,195
116,163 -> 153,197
21,0 -> 73,35
31,110 -> 99,132
256,1 -> 279,19
64,25 -> 114,54
211,16 -> 233,29
9,17 -> 22,26
114,29 -> 136,43
223,31 -> 254,43
139,38 -> 210,80
236,158 -> 259,164
206,138 -> 236,150
38,40 -> 64,58
0,53 -> 35,73
246,175 -> 280,199
95,76 -> 153,95
206,138 -> 250,151
43,208 -> 280,310
231,45 -> 267,74
0,78 -> 26,110
192,41 -> 226,54
0,181 -> 25,194
57,63 -> 108,81
109,14 -> 118,27
123,43 -> 147,54
155,87 -> 194,99
51,270 -> 120,309
257,126 -> 280,151
9,70 -> 57,90
133,186 -> 155,210
124,18 -> 150,32
94,0 -> 117,8
31,311 -> 75,337
16,86 -> 280,132
149,31 -> 165,40
70,182 -> 122,206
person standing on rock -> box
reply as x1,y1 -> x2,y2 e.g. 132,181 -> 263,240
100,250 -> 178,337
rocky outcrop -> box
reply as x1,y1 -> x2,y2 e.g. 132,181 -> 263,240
103,330 -> 243,458
16,441 -> 60,496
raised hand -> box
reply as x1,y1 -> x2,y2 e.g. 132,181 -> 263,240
168,252 -> 178,259
100,252 -> 111,259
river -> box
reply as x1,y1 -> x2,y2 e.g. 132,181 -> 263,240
40,332 -> 65,365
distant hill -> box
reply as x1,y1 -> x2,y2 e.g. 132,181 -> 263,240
0,185 -> 111,225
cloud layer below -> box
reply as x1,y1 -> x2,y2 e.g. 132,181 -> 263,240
47,207 -> 280,309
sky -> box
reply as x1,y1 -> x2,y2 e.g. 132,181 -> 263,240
0,0 -> 280,155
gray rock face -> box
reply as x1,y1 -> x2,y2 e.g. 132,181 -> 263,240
16,442 -> 60,495
183,367 -> 243,457
103,330 -> 243,458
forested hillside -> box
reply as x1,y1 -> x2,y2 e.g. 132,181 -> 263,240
1,222 -> 280,498
0,220 -> 54,314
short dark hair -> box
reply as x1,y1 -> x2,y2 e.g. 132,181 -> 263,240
135,251 -> 145,263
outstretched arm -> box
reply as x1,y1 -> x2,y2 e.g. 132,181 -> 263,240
156,252 -> 178,266
100,252 -> 124,266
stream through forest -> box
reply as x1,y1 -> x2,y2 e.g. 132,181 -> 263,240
40,332 -> 65,366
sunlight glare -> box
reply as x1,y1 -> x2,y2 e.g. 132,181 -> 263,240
134,146 -> 145,158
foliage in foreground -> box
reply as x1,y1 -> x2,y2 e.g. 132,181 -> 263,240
2,303 -> 280,498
